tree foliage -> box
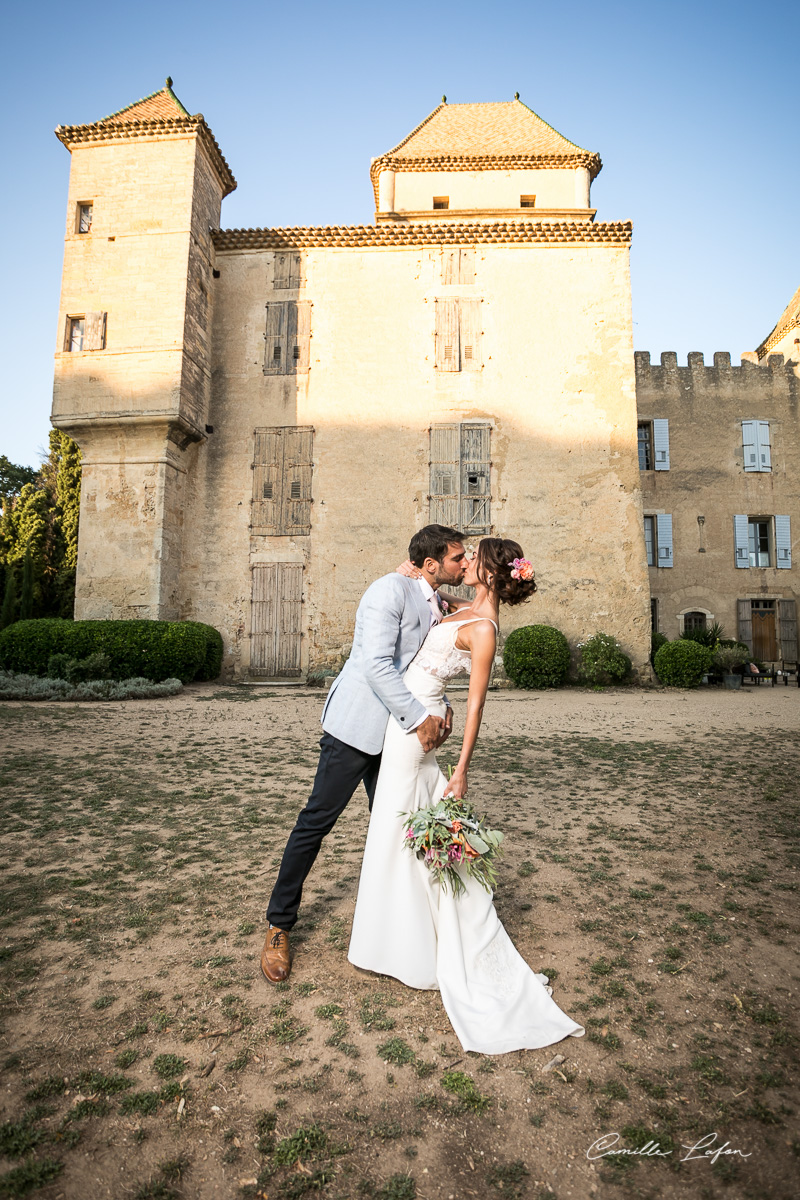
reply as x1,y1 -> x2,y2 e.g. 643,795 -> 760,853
0,432 -> 82,623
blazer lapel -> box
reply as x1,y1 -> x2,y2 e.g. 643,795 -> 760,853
408,580 -> 431,640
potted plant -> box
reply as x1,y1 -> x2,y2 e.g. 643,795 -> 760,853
713,644 -> 749,690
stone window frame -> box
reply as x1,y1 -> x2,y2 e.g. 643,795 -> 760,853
677,607 -> 715,636
76,202 -> 93,234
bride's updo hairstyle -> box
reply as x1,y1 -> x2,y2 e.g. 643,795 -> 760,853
475,538 -> 537,606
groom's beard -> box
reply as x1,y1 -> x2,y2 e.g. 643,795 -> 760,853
433,568 -> 467,588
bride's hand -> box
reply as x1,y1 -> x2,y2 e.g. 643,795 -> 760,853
396,559 -> 422,578
444,769 -> 467,799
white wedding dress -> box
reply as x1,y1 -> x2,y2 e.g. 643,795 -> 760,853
348,616 -> 585,1054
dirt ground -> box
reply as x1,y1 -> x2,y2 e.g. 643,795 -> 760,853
0,682 -> 798,1200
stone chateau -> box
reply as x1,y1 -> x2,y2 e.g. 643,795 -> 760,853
50,82 -> 798,677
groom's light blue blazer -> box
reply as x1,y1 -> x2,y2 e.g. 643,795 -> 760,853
321,573 -> 435,755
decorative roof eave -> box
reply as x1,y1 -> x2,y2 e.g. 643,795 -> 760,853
368,151 -> 602,207
54,116 -> 237,197
756,317 -> 800,360
212,219 -> 631,252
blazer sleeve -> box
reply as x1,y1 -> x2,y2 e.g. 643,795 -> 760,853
360,577 -> 429,731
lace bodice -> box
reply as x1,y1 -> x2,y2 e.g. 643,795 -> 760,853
410,616 -> 498,683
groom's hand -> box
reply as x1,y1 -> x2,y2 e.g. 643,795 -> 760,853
434,705 -> 454,749
416,714 -> 444,752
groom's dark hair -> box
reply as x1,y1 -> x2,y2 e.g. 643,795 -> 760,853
409,525 -> 465,567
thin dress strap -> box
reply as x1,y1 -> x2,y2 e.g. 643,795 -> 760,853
449,617 -> 499,633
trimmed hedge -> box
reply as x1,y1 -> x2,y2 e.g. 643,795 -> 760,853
0,619 -> 222,685
653,639 -> 713,688
503,624 -> 571,689
578,632 -> 631,685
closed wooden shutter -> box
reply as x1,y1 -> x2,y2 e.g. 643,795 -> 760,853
656,513 -> 673,566
273,253 -> 290,288
460,424 -> 491,533
282,427 -> 313,535
737,599 -> 753,651
653,419 -> 670,470
460,300 -> 482,371
250,563 -> 303,677
777,599 -> 798,661
252,429 -> 283,533
756,421 -> 772,470
742,421 -> 758,471
429,424 -> 460,525
775,515 -> 792,568
264,304 -> 286,375
441,249 -> 458,285
734,514 -> 749,567
84,311 -> 106,350
458,248 -> 476,283
435,300 -> 460,371
293,302 -> 311,374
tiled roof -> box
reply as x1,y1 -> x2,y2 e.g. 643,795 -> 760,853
98,82 -> 190,124
756,284 -> 800,359
369,99 -> 601,205
55,81 -> 236,196
213,220 -> 631,251
383,99 -> 590,160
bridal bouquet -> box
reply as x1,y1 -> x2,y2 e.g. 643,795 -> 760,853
400,789 -> 504,898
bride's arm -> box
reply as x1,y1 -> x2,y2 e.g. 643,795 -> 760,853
442,624 -> 496,799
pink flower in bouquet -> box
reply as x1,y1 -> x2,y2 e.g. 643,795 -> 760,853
508,557 -> 534,581
447,843 -> 463,864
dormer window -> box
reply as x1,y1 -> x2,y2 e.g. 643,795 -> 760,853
520,195 -> 536,208
433,196 -> 449,210
77,203 -> 93,233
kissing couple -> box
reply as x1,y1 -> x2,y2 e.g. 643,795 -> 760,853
261,525 -> 584,1054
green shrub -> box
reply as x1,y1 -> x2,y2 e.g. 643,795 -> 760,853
502,625 -> 570,689
578,633 -> 631,685
0,619 -> 222,683
47,651 -> 112,683
653,640 -> 713,688
650,632 -> 668,665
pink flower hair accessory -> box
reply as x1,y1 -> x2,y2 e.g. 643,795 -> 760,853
508,557 -> 534,581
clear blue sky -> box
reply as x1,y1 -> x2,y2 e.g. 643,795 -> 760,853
2,0 -> 795,467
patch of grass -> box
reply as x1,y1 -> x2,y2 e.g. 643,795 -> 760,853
359,993 -> 398,1032
255,1110 -> 277,1154
73,1070 -> 133,1095
0,1157 -> 63,1196
487,1161 -> 529,1199
315,1004 -> 343,1019
376,1175 -> 416,1200
23,1077 -> 65,1102
115,1048 -> 139,1069
273,1124 -> 339,1166
92,994 -> 117,1010
119,1091 -> 161,1117
601,1080 -> 629,1101
0,1121 -> 43,1160
71,1098 -> 111,1119
152,1054 -> 187,1080
440,1070 -> 491,1113
376,1039 -> 415,1067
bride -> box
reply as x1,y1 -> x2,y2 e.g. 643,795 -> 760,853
348,537 -> 584,1055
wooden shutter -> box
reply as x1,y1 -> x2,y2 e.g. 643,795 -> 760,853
264,304 -> 287,375
441,249 -> 458,285
775,515 -> 792,568
734,514 -> 749,567
459,300 -> 482,371
458,248 -> 476,284
653,419 -> 670,470
742,421 -> 758,471
656,513 -> 673,566
737,599 -> 753,651
292,302 -> 311,374
84,311 -> 106,351
250,563 -> 303,677
429,424 -> 460,525
435,300 -> 460,371
281,427 -> 313,535
777,599 -> 798,661
252,429 -> 283,533
756,421 -> 771,470
273,253 -> 290,288
289,253 -> 302,288
460,424 -> 491,534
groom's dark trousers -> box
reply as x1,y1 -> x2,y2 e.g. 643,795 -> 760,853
266,733 -> 382,931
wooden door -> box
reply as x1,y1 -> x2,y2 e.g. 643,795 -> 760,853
250,563 -> 303,677
751,602 -> 777,661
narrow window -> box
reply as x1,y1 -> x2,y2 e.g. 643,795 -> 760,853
520,195 -> 536,208
650,597 -> 658,632
264,302 -> 311,376
748,518 -> 771,568
433,196 -> 449,210
683,611 -> 707,633
643,515 -> 655,565
67,317 -> 84,352
77,203 -> 93,234
637,423 -> 653,471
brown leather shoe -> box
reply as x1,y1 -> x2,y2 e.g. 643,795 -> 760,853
260,925 -> 291,983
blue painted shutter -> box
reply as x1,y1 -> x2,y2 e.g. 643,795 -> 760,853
756,422 -> 771,470
653,419 -> 670,470
656,513 -> 673,567
742,421 -> 758,471
734,515 -> 749,567
775,515 -> 792,569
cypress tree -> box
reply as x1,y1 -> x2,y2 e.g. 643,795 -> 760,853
0,565 -> 17,629
20,552 -> 34,620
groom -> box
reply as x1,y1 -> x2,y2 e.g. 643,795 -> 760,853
261,524 -> 468,982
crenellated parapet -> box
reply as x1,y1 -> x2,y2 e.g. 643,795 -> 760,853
635,350 -> 799,402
